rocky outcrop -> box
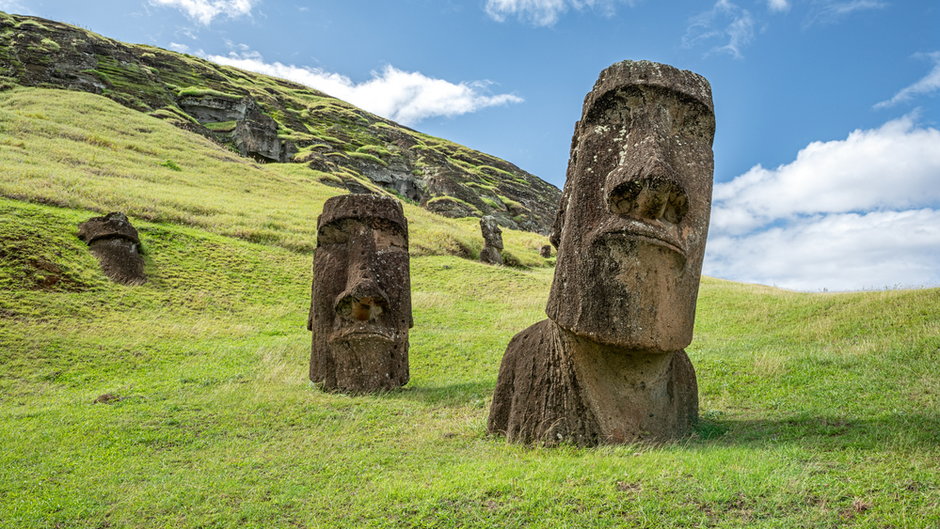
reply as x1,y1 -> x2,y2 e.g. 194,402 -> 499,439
178,94 -> 296,162
0,12 -> 561,234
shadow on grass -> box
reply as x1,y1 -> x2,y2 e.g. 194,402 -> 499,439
696,412 -> 940,449
387,381 -> 494,407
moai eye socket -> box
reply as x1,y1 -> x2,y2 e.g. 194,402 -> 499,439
318,221 -> 351,246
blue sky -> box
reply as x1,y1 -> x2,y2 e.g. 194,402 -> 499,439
3,0 -> 939,291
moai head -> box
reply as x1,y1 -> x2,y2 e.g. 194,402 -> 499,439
480,216 -> 504,251
77,212 -> 146,285
309,194 -> 412,392
546,61 -> 715,352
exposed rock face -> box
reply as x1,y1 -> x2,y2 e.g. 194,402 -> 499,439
77,212 -> 146,285
178,94 -> 296,162
479,215 -> 504,265
488,60 -> 716,445
308,194 -> 412,393
0,12 -> 561,234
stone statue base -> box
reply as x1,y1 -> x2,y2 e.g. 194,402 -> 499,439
488,320 -> 698,445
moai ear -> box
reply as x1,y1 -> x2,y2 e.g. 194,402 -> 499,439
549,124 -> 580,249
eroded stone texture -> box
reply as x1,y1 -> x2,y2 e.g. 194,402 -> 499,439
488,60 -> 715,445
308,194 -> 412,393
77,212 -> 146,285
479,215 -> 504,265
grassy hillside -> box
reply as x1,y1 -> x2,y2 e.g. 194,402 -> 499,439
0,87 -> 549,266
1,88 -> 938,526
0,11 -> 561,233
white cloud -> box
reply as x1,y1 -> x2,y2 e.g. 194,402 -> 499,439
683,0 -> 755,59
875,52 -> 940,109
767,0 -> 790,12
484,0 -> 636,27
205,51 -> 523,125
706,209 -> 940,291
705,115 -> 940,291
0,0 -> 30,13
168,42 -> 190,53
805,0 -> 887,26
150,0 -> 258,25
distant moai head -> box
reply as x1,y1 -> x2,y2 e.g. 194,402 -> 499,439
309,194 -> 412,392
479,215 -> 504,265
77,212 -> 146,285
546,61 -> 715,352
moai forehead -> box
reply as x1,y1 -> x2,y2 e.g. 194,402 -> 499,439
77,212 -> 140,245
318,193 -> 408,237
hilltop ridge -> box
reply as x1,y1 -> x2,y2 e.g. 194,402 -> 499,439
0,11 -> 561,234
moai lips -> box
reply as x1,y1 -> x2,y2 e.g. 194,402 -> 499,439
309,194 -> 412,393
488,61 -> 715,445
77,212 -> 146,285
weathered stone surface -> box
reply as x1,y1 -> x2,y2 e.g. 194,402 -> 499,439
178,95 -> 296,163
308,194 -> 412,393
488,60 -> 716,445
77,212 -> 146,285
479,215 -> 504,265
539,244 -> 552,258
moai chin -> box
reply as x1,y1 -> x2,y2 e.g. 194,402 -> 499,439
479,215 -> 504,265
77,212 -> 146,285
308,194 -> 412,393
488,60 -> 715,445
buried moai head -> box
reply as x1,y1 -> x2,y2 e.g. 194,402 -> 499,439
479,215 -> 504,265
547,60 -> 715,352
77,212 -> 146,285
309,194 -> 412,392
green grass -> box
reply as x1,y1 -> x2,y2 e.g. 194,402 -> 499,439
1,86 -> 938,528
0,87 -> 548,261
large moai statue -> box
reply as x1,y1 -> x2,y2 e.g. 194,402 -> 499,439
488,61 -> 716,445
479,215 -> 504,265
308,194 -> 412,393
77,212 -> 146,285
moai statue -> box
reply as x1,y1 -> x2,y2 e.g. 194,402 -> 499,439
488,61 -> 715,445
77,212 -> 146,285
479,215 -> 504,265
539,245 -> 552,258
308,194 -> 412,393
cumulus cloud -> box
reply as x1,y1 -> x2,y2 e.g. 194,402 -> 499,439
150,0 -> 258,25
168,42 -> 190,53
484,0 -> 636,27
704,115 -> 940,291
205,51 -> 523,125
683,0 -> 755,59
875,51 -> 940,109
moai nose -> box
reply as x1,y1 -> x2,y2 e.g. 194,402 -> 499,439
334,279 -> 389,322
605,155 -> 689,224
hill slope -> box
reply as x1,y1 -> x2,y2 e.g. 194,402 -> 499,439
1,195 -> 938,528
0,11 -> 561,233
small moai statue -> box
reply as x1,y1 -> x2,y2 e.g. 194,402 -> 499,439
488,60 -> 716,445
77,212 -> 146,285
539,244 -> 552,258
479,215 -> 504,265
308,194 -> 412,393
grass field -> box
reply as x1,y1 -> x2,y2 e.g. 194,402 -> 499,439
1,87 -> 939,528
